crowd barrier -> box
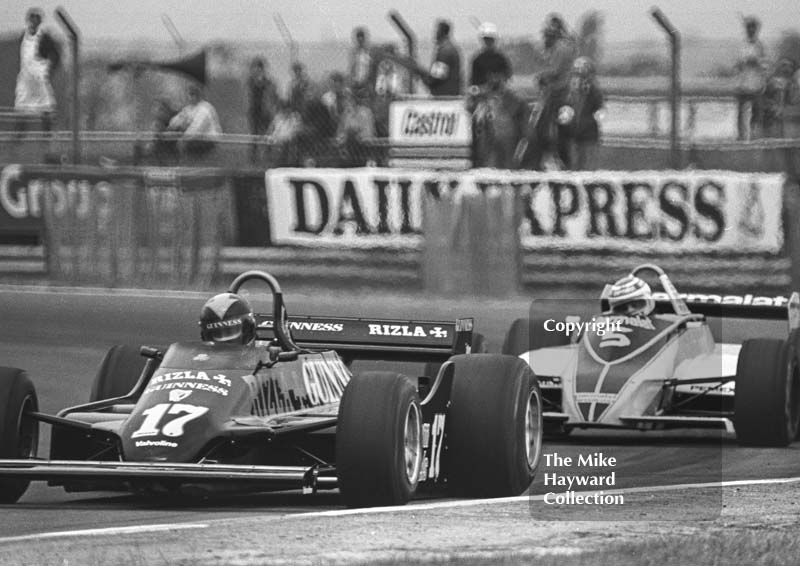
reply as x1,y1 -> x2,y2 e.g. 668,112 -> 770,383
1,245 -> 788,295
3,130 -> 800,177
0,165 -> 794,295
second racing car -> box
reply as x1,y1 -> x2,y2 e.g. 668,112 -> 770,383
502,263 -> 800,446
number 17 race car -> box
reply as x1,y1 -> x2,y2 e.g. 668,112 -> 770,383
502,264 -> 800,446
0,271 -> 542,507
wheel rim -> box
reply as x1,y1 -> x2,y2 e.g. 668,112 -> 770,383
403,402 -> 422,484
524,388 -> 542,469
17,394 -> 38,459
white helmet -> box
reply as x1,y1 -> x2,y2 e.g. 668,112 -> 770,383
478,22 -> 498,39
607,275 -> 655,317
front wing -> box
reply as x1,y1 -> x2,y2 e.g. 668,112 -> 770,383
0,460 -> 337,490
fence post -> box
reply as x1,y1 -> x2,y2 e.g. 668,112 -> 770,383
388,10 -> 417,94
55,7 -> 80,164
651,7 -> 681,168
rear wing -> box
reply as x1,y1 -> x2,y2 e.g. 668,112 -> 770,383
256,315 -> 475,362
599,291 -> 799,330
652,292 -> 800,329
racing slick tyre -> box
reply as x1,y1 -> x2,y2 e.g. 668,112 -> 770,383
337,372 -> 422,507
0,367 -> 39,503
423,332 -> 488,379
734,336 -> 800,447
446,354 -> 542,497
89,344 -> 149,402
501,318 -> 570,357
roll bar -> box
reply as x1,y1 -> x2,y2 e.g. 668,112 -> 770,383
228,270 -> 299,351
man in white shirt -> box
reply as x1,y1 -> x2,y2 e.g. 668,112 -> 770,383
349,27 -> 374,95
15,8 -> 60,130
735,16 -> 768,139
167,84 -> 222,159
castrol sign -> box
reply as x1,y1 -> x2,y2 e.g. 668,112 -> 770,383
389,98 -> 471,146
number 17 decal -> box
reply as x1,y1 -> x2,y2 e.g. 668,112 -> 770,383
132,403 -> 209,438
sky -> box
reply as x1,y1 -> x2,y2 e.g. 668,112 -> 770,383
0,0 -> 797,45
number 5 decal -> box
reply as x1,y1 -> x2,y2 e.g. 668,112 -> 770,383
132,403 -> 209,439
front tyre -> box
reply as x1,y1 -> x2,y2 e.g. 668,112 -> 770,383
446,354 -> 542,497
424,332 -> 488,379
734,336 -> 800,446
502,317 -> 570,357
90,344 -> 149,402
0,367 -> 39,504
337,372 -> 422,507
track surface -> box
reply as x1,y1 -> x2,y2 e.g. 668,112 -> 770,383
1,286 -> 799,537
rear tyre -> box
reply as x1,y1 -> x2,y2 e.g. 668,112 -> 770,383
423,332 -> 488,379
446,354 -> 542,497
501,317 -> 570,357
0,367 -> 39,504
90,345 -> 148,402
337,372 -> 422,507
734,336 -> 800,446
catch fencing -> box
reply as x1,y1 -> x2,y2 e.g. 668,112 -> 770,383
22,167 -> 236,288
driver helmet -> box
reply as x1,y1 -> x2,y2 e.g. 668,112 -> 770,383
199,293 -> 256,345
607,274 -> 655,317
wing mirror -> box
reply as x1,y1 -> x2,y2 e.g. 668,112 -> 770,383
139,346 -> 163,360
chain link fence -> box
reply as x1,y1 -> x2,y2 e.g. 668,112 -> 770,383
39,167 -> 235,288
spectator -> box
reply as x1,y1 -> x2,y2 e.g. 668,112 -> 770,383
425,20 -> 462,96
467,22 -> 522,168
322,71 -> 350,126
287,61 -> 311,114
762,57 -> 797,137
560,57 -> 604,170
536,13 -> 578,168
15,7 -> 61,131
167,84 -> 222,160
336,87 -> 376,167
735,16 -> 768,140
373,45 -> 402,137
469,22 -> 512,91
247,57 -> 280,162
265,99 -> 302,166
150,98 -> 179,164
247,57 -> 280,134
349,27 -> 374,94
297,87 -> 338,167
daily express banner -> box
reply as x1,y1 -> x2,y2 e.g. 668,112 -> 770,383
512,169 -> 784,252
266,168 -> 426,248
266,169 -> 784,252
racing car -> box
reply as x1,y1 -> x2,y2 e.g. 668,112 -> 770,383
502,263 -> 800,446
0,270 -> 541,507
